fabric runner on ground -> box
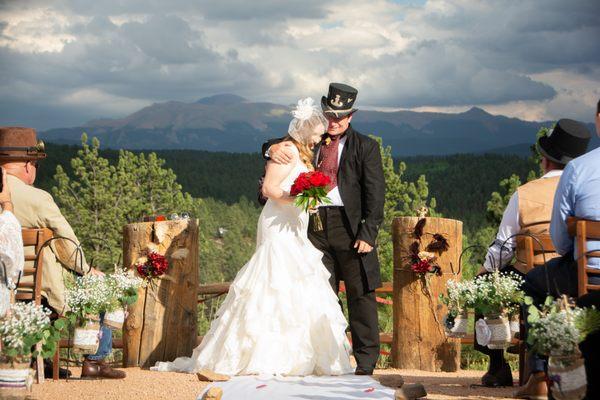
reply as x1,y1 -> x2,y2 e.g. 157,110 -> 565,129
198,374 -> 395,399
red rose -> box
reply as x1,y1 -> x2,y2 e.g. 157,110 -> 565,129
308,171 -> 330,188
411,260 -> 431,274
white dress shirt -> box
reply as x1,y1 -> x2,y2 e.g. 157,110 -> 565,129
483,170 -> 563,272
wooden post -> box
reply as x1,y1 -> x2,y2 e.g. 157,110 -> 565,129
391,217 -> 462,372
122,219 -> 199,368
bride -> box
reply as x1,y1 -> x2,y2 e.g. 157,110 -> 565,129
153,98 -> 353,376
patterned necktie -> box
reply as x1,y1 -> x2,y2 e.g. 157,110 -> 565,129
317,134 -> 341,190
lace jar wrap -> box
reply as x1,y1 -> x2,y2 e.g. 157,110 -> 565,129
104,308 -> 126,330
548,354 -> 587,400
509,315 -> 520,338
484,314 -> 511,349
73,319 -> 101,354
445,312 -> 468,338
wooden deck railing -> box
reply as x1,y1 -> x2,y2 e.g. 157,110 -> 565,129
198,281 -> 394,345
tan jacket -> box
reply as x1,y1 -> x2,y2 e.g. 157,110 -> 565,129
514,175 -> 561,271
8,174 -> 88,313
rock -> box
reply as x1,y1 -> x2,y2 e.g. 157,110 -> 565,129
201,387 -> 223,400
197,369 -> 230,382
378,374 -> 405,389
394,383 -> 427,400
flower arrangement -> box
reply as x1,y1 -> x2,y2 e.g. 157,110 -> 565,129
407,219 -> 449,276
0,302 -> 60,362
472,270 -> 524,317
136,252 -> 169,283
440,279 -> 478,318
107,269 -> 143,307
527,297 -> 600,358
65,274 -> 114,324
290,171 -> 332,231
103,269 -> 144,330
527,296 -> 600,400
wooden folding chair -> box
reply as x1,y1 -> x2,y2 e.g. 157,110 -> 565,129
16,228 -> 53,383
515,234 -> 556,386
567,217 -> 600,296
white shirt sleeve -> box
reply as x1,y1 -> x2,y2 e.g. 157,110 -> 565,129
483,192 -> 520,272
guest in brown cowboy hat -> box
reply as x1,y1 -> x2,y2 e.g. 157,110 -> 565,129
0,126 -> 125,380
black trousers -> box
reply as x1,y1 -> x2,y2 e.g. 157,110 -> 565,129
308,206 -> 380,371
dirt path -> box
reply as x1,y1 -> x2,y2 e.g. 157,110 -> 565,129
30,367 -> 518,400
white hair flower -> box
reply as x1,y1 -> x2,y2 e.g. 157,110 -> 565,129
291,97 -> 317,121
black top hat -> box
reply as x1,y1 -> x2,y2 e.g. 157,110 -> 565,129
321,83 -> 358,118
537,119 -> 591,165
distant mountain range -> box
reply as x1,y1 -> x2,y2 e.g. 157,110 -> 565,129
40,94 -> 598,156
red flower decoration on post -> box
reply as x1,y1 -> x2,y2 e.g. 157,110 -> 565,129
136,252 -> 169,282
291,171 -> 332,231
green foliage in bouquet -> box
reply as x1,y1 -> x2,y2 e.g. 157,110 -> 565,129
106,269 -> 143,307
0,303 -> 65,361
526,296 -> 600,356
472,271 -> 524,317
64,274 -> 114,325
439,279 -> 478,318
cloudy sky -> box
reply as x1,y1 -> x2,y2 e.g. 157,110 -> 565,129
1,0 -> 599,130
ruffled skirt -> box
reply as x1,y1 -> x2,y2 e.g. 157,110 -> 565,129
152,233 -> 352,376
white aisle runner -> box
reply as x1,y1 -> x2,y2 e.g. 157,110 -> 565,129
198,374 -> 395,399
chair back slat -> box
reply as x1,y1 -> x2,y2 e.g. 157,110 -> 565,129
17,228 -> 53,306
516,234 -> 556,272
568,218 -> 600,296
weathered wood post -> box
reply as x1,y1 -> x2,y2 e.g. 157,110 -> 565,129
391,217 -> 463,371
122,219 -> 199,368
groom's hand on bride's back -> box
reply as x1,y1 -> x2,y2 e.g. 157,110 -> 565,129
268,142 -> 296,165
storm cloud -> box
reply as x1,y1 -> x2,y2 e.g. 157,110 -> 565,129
0,0 -> 598,129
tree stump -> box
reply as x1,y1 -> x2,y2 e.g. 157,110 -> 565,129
122,219 -> 199,368
391,217 -> 463,371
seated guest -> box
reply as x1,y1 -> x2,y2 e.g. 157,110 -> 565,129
0,167 -> 23,317
476,119 -> 590,388
518,114 -> 598,399
0,127 -> 125,380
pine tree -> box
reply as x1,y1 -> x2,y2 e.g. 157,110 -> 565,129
52,134 -> 127,267
372,136 -> 437,281
53,135 -> 194,269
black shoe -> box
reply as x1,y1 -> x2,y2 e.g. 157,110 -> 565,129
44,360 -> 72,379
481,363 -> 513,387
355,367 -> 374,376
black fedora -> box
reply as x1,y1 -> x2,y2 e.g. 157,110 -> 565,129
321,83 -> 358,118
537,119 -> 591,165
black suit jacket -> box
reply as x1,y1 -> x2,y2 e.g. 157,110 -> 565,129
262,125 -> 385,289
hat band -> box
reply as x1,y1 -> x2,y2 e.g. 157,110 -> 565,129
0,140 -> 45,155
324,107 -> 354,113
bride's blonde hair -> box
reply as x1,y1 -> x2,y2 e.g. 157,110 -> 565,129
284,135 -> 314,171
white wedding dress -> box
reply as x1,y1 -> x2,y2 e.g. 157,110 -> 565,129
153,158 -> 353,376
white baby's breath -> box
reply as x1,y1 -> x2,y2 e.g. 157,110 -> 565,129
0,302 -> 51,354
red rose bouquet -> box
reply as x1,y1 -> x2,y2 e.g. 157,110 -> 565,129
136,252 -> 169,283
290,171 -> 332,231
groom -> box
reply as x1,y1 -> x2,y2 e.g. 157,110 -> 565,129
262,83 -> 385,374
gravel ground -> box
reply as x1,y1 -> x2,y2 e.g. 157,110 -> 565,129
29,367 -> 518,400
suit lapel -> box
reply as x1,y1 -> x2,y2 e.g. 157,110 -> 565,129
313,141 -> 322,168
338,126 -> 354,172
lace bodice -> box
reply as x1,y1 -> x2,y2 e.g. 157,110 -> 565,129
0,211 -> 23,316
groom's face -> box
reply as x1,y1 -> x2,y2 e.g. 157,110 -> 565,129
326,114 -> 352,136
